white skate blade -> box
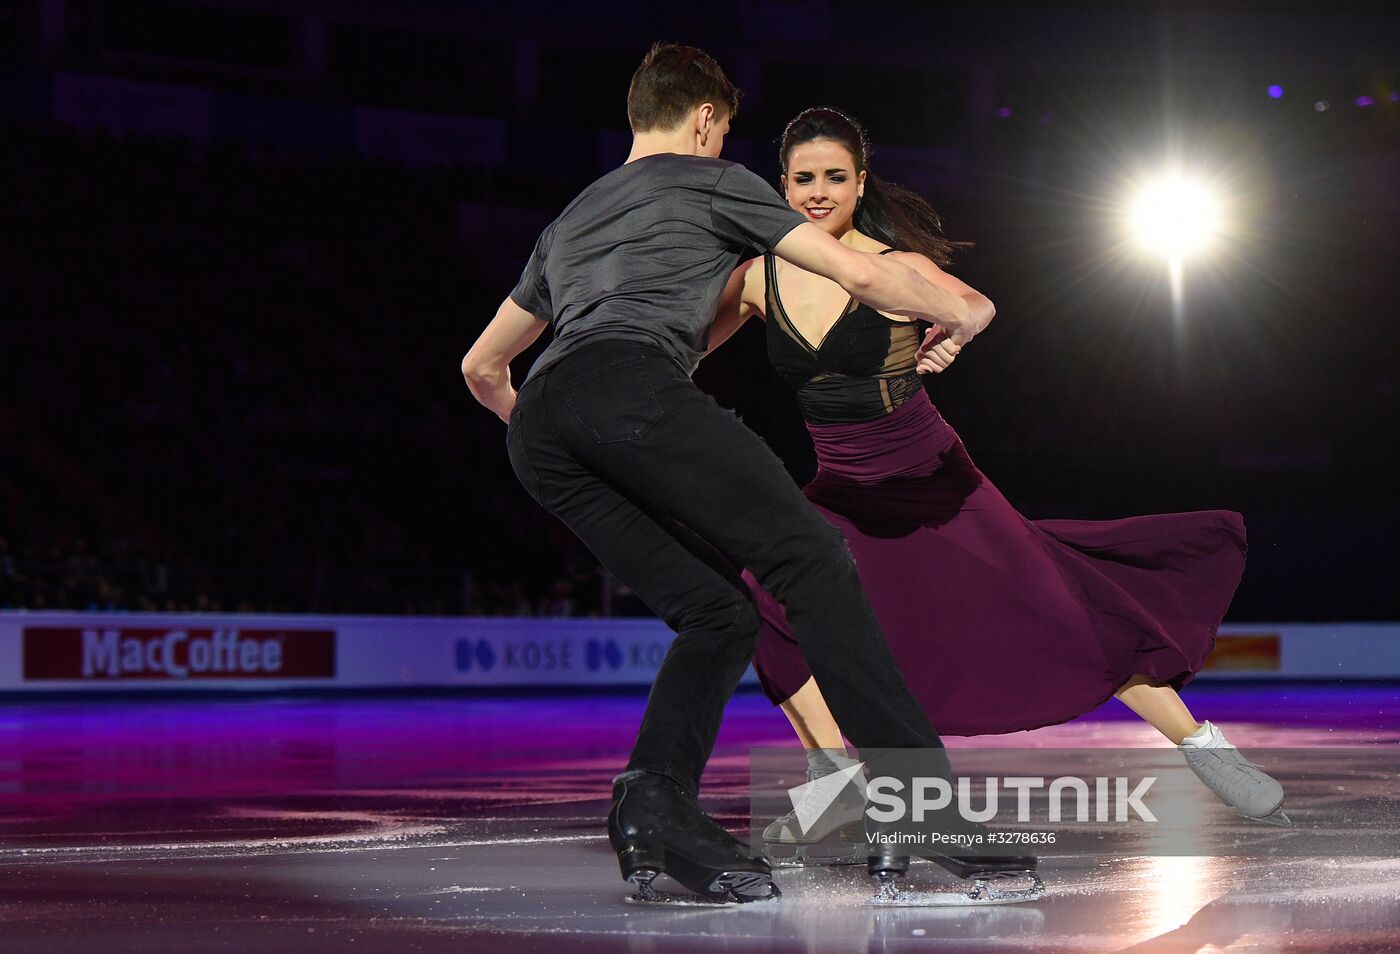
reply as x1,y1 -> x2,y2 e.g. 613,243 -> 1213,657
763,841 -> 865,868
1242,806 -> 1292,827
864,874 -> 1045,907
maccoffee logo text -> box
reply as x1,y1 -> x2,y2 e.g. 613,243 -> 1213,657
84,628 -> 280,678
23,627 -> 336,681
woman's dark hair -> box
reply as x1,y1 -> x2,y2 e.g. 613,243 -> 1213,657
779,107 -> 966,267
627,43 -> 741,133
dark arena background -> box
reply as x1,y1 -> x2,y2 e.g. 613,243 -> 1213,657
2,1 -> 1399,951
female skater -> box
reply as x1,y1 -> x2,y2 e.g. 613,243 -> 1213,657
708,108 -> 1288,853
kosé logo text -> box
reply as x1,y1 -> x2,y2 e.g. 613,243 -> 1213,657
585,639 -> 624,672
456,638 -> 571,672
455,639 -> 498,673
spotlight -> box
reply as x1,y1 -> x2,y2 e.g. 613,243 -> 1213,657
1267,85 -> 1284,99
1127,176 -> 1222,261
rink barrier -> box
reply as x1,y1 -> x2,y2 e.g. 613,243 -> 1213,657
0,612 -> 1397,693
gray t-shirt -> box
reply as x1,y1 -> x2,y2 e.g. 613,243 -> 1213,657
510,154 -> 805,382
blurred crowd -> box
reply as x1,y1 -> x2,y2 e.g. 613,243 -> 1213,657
1,120 -> 1394,620
0,124 -> 601,615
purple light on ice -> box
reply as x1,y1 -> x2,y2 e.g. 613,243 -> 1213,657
997,107 -> 1013,118
1267,85 -> 1284,99
1355,95 -> 1375,107
1390,92 -> 1400,102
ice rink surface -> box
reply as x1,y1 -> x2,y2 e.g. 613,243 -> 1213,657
2,683 -> 1398,952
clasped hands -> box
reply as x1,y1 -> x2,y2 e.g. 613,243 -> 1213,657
915,326 -> 967,375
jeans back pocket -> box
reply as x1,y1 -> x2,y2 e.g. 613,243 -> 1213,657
559,355 -> 664,444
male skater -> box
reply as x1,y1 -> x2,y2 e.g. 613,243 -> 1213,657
463,43 -> 1016,903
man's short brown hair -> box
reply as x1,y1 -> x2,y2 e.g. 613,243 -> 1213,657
626,42 -> 741,133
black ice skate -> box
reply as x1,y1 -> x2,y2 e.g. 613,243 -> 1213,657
865,817 -> 1043,907
608,770 -> 780,906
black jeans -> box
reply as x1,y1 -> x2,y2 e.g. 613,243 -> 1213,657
507,339 -> 941,797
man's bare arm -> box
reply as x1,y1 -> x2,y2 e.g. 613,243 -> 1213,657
772,223 -> 973,335
890,250 -> 994,347
461,298 -> 549,423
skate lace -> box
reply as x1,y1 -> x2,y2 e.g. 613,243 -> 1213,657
781,766 -> 857,822
1209,747 -> 1271,786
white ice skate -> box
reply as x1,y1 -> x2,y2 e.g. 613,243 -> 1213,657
761,761 -> 868,867
1179,721 -> 1290,826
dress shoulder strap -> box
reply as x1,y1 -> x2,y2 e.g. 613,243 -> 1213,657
763,251 -> 781,320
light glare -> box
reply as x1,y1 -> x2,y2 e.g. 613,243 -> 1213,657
1128,177 -> 1222,260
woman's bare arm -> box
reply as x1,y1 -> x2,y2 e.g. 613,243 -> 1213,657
704,257 -> 766,357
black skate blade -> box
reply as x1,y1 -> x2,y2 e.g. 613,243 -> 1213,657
624,868 -> 780,906
865,873 -> 1045,907
928,853 -> 1038,881
625,886 -> 737,907
713,870 -> 782,903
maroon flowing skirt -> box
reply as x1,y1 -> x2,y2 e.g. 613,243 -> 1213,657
744,391 -> 1246,736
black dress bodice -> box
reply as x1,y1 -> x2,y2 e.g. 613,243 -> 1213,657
763,251 -> 925,424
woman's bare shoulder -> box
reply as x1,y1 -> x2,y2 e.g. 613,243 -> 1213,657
738,255 -> 767,318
